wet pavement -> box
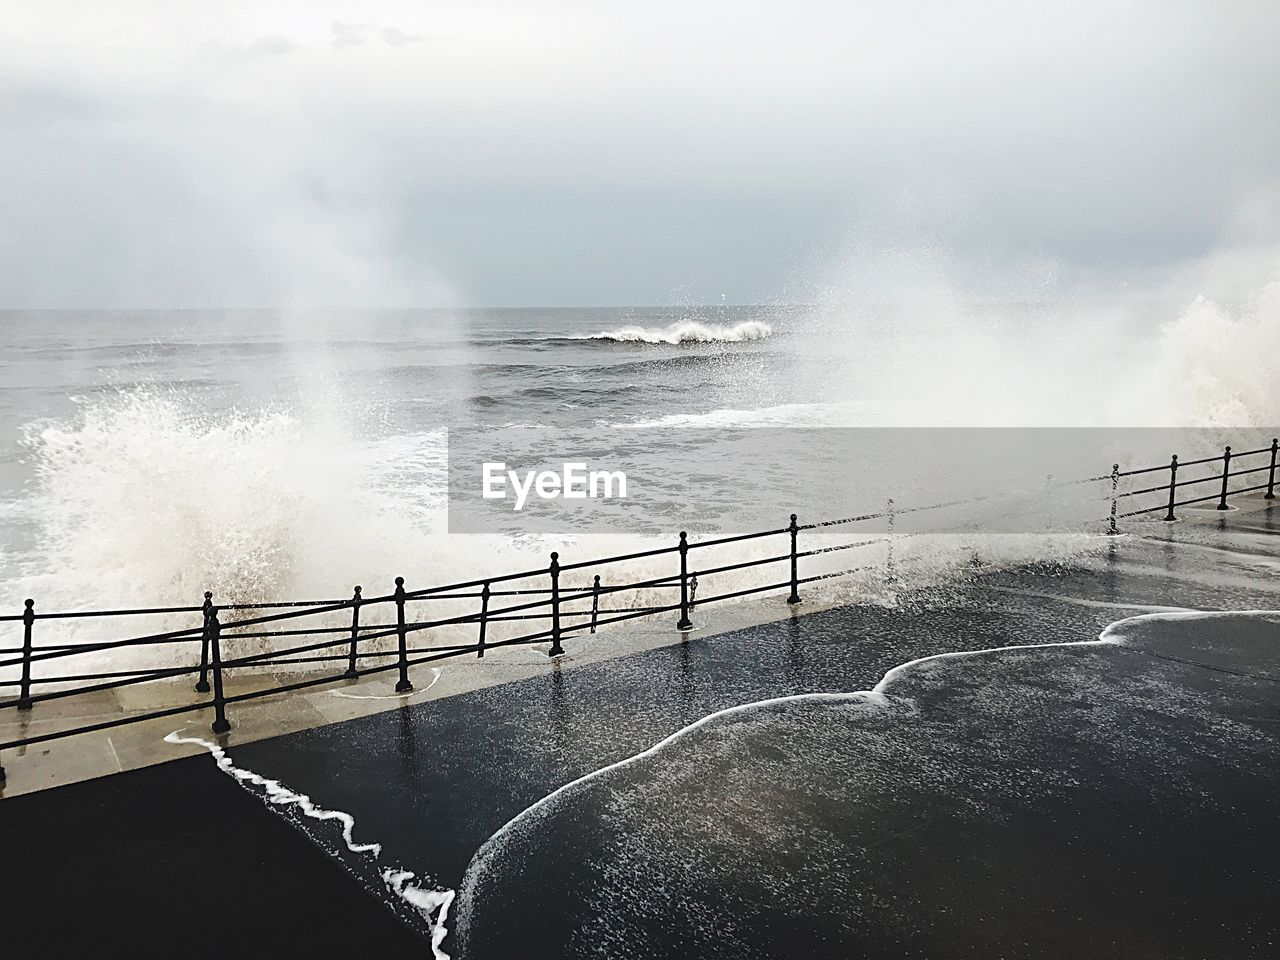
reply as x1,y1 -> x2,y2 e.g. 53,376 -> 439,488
459,610 -> 1280,959
0,755 -> 425,954
1,524 -> 1277,958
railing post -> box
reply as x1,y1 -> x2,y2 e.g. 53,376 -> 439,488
886,498 -> 897,584
1266,438 -> 1277,500
209,607 -> 230,734
1044,473 -> 1054,532
589,575 -> 600,634
786,513 -> 801,605
1216,445 -> 1232,510
548,552 -> 565,656
1164,455 -> 1178,521
1107,464 -> 1120,535
676,532 -> 694,631
394,576 -> 413,692
195,591 -> 213,693
344,585 -> 362,678
477,581 -> 490,658
17,599 -> 34,710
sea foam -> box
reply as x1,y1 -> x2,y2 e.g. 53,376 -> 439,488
586,320 -> 772,344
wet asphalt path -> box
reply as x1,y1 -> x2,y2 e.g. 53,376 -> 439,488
2,540 -> 1277,958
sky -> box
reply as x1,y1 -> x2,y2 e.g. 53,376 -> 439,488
1,0 -> 1278,308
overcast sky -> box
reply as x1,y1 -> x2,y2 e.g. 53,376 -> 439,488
1,1 -> 1278,308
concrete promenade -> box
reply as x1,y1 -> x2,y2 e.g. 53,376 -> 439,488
0,498 -> 1276,958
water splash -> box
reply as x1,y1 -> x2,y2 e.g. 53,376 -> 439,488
807,254 -> 1280,429
9,389 -> 545,614
331,667 -> 443,699
1142,278 -> 1280,427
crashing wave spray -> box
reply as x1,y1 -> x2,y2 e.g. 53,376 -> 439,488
805,245 -> 1280,429
1137,277 -> 1280,427
9,388 -> 544,613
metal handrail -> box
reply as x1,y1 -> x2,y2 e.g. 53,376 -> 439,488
2,436 -> 1276,785
1108,440 -> 1277,525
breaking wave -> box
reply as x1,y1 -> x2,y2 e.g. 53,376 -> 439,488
3,390 -> 558,627
585,320 -> 772,344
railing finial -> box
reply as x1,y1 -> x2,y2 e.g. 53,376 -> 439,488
676,531 -> 693,631
394,576 -> 412,692
1266,438 -> 1277,500
548,552 -> 564,656
886,498 -> 898,584
209,605 -> 230,734
787,514 -> 801,605
477,581 -> 491,658
18,599 -> 35,710
1164,454 -> 1179,522
195,592 -> 213,693
344,585 -> 363,679
1108,464 -> 1120,535
1216,445 -> 1233,510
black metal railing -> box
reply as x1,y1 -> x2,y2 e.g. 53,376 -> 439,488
1108,439 -> 1278,529
1,438 -> 1275,786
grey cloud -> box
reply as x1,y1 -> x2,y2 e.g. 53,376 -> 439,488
331,21 -> 423,51
247,34 -> 301,57
380,27 -> 424,48
331,21 -> 372,50
0,1 -> 1277,308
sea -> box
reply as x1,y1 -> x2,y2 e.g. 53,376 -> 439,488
2,305 -> 1279,960
1,297 -> 1276,618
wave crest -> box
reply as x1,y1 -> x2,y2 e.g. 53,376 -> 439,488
587,320 -> 772,344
